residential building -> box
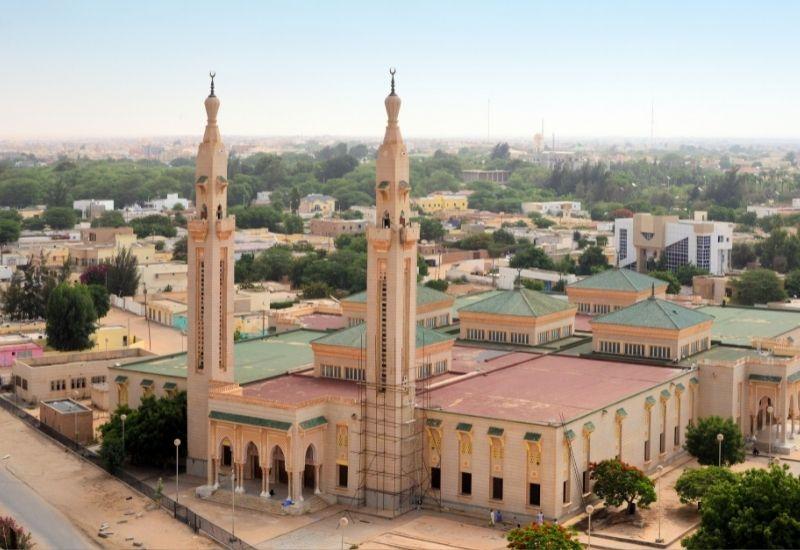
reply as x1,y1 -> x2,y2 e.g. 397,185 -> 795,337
298,194 -> 336,218
521,201 -> 583,217
414,193 -> 469,214
461,170 -> 509,183
138,262 -> 188,293
614,213 -> 733,275
39,399 -> 94,444
73,199 -> 114,219
309,218 -> 372,238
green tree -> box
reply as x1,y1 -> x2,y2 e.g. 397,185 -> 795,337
675,265 -> 709,286
683,466 -> 800,549
590,458 -> 656,514
252,246 -> 294,281
87,284 -> 110,318
506,523 -> 582,549
282,214 -> 304,234
733,269 -> 786,306
301,281 -> 333,299
130,214 -> 176,238
648,270 -> 681,294
106,248 -> 141,297
424,279 -> 449,292
520,277 -> 545,291
172,236 -> 187,262
684,416 -> 745,466
90,210 -> 127,228
420,217 -> 445,241
43,206 -> 77,229
0,219 -> 21,254
577,246 -> 609,275
100,392 -> 186,469
785,269 -> 800,298
510,243 -> 554,270
45,283 -> 98,351
675,466 -> 738,508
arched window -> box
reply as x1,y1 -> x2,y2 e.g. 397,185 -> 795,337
201,204 -> 208,220
399,210 -> 406,226
216,205 -> 223,220
382,211 -> 391,229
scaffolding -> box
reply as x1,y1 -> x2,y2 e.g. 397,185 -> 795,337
354,330 -> 436,516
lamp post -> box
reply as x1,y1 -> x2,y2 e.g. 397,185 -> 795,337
230,471 -> 236,542
655,465 -> 664,544
120,414 -> 127,459
174,438 -> 181,515
768,405 -> 774,458
585,504 -> 594,549
716,433 -> 724,467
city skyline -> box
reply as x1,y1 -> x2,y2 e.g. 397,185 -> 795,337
4,0 -> 800,140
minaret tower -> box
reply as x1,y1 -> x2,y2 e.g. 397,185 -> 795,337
363,69 -> 420,512
186,73 -> 236,476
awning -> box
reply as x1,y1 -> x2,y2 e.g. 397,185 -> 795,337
299,416 -> 328,430
209,411 -> 292,431
114,375 -> 128,384
140,379 -> 154,387
487,426 -> 504,437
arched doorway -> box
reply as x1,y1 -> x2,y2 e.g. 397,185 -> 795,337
219,437 -> 233,474
245,442 -> 260,480
757,396 -> 773,432
269,445 -> 288,499
304,444 -> 317,490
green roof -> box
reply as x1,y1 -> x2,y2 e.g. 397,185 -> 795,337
458,288 -> 573,318
699,305 -> 800,346
488,426 -> 504,437
569,269 -> 668,292
749,374 -> 782,383
299,416 -> 327,430
342,284 -> 452,307
209,410 -> 291,431
313,323 -> 454,350
789,372 -> 800,383
456,422 -> 472,432
524,432 -> 542,442
111,330 -> 319,384
593,297 -> 713,330
426,418 -> 442,428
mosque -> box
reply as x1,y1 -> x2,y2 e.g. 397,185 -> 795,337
125,73 -> 800,522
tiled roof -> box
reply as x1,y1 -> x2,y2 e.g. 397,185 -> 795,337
299,416 -> 327,430
488,426 -> 504,437
209,410 -> 292,431
342,284 -> 452,307
592,297 -> 713,330
312,323 -> 455,349
524,432 -> 542,442
458,288 -> 574,318
569,269 -> 668,292
456,422 -> 473,432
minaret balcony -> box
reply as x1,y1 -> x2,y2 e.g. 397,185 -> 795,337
215,217 -> 235,240
188,219 -> 209,242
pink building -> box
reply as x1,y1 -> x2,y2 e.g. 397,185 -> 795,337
0,336 -> 43,367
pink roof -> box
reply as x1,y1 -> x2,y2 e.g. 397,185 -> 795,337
299,314 -> 348,331
574,314 -> 593,332
242,374 -> 359,404
427,354 -> 685,425
450,346 -> 538,374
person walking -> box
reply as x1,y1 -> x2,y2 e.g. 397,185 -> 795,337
489,509 -> 496,527
536,510 -> 544,525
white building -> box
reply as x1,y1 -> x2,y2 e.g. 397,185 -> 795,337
73,199 -> 114,219
521,201 -> 583,217
614,213 -> 733,275
147,193 -> 191,211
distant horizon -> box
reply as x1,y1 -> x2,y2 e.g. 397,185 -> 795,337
4,1 -> 800,141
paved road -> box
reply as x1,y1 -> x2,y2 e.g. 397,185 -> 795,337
0,462 -> 96,549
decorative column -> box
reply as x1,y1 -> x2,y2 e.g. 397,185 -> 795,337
235,464 -> 245,493
315,464 -> 322,495
261,466 -> 269,497
208,457 -> 216,487
293,469 -> 304,502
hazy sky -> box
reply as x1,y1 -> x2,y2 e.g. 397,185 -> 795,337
3,0 -> 800,140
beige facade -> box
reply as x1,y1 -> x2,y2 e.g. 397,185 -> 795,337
12,348 -> 152,405
567,285 -> 667,315
138,262 -> 188,293
299,194 -> 336,217
108,367 -> 185,410
309,218 -> 372,238
341,286 -> 453,329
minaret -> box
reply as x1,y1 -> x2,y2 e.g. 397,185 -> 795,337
363,69 -> 420,512
186,73 -> 236,477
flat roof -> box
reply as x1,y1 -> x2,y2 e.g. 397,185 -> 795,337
699,305 -> 800,346
242,374 -> 359,404
679,345 -> 762,366
113,329 -> 319,384
44,399 -> 90,413
426,354 -> 687,425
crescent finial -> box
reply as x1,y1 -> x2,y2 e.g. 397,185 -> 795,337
209,71 -> 216,97
389,67 -> 396,95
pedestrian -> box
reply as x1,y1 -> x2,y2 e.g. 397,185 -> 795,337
536,510 -> 544,525
489,508 -> 496,527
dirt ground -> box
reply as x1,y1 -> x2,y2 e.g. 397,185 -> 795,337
0,407 -> 218,549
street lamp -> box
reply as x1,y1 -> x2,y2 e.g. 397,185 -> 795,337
73,391 -> 79,443
174,438 -> 181,514
716,433 -> 724,467
120,414 -> 127,459
230,471 -> 237,542
768,405 -> 775,457
585,504 -> 594,549
655,465 -> 664,544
